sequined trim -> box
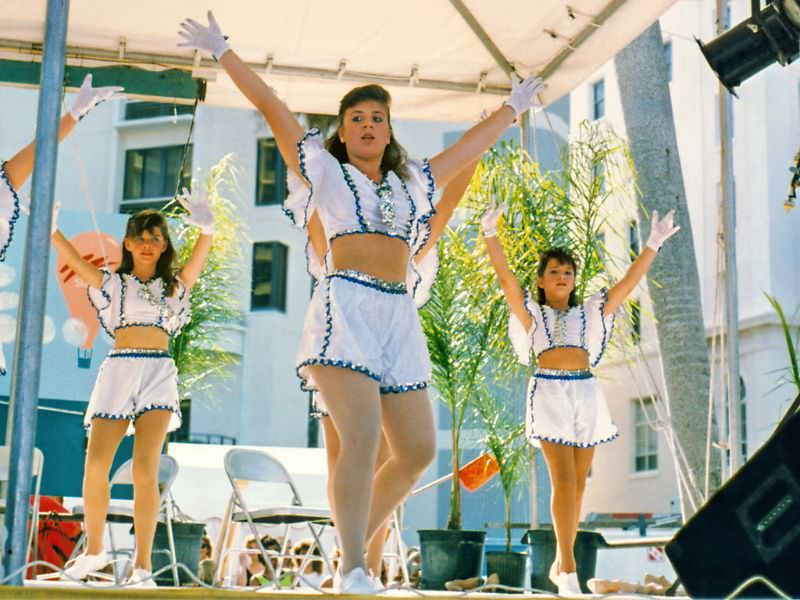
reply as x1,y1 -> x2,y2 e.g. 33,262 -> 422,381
380,381 -> 429,394
284,129 -> 320,228
108,348 -> 171,359
329,270 -> 407,294
530,430 -> 620,448
534,368 -> 593,380
340,164 -> 369,231
85,404 -> 181,430
133,403 -> 182,421
87,270 -> 115,338
297,358 -> 382,392
407,161 -> 436,304
527,377 -> 538,435
0,161 -> 22,262
590,287 -> 614,368
319,277 -> 334,358
329,228 -> 411,245
536,344 -> 588,358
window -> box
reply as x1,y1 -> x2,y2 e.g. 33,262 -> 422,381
122,144 -> 192,213
627,219 -> 639,260
630,298 -> 641,344
124,101 -> 195,121
251,242 -> 288,311
170,399 -> 191,442
256,138 -> 287,206
663,41 -> 672,82
634,398 -> 658,472
592,79 -> 605,120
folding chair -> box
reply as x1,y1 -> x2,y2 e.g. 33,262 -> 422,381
0,446 -> 45,568
68,454 -> 180,585
215,448 -> 333,588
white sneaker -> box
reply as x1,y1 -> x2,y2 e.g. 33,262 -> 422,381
548,560 -> 558,586
62,551 -> 109,581
126,568 -> 157,589
333,567 -> 382,594
556,571 -> 582,596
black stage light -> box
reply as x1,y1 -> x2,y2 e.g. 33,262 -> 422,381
697,0 -> 800,94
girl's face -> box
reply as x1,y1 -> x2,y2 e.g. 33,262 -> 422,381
537,258 -> 575,304
338,100 -> 392,166
124,228 -> 166,268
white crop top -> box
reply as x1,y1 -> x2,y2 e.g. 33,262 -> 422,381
284,129 -> 438,306
87,270 -> 191,338
508,288 -> 616,368
0,161 -> 22,262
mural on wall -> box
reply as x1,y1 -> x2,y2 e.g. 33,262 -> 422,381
55,232 -> 120,368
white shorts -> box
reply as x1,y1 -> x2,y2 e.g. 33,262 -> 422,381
84,349 -> 182,436
526,368 -> 619,448
297,270 -> 431,397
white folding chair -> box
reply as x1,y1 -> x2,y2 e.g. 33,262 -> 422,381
0,446 -> 45,569
215,448 -> 333,588
69,454 -> 180,585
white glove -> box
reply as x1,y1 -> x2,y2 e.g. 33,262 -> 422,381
503,74 -> 546,118
645,209 -> 680,252
480,203 -> 508,238
18,195 -> 60,235
69,74 -> 124,121
177,185 -> 215,234
178,11 -> 231,61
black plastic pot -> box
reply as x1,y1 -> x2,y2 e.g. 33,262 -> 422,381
522,528 -> 604,593
486,550 -> 528,592
418,529 -> 486,590
152,521 -> 206,586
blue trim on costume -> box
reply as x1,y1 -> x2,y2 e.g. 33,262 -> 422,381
329,228 -> 411,245
0,161 -> 22,262
284,129 -> 320,228
535,344 -> 586,358
87,270 -> 115,339
530,430 -> 620,448
527,377 -> 538,432
579,304 -> 587,347
296,358 -> 382,392
534,370 -> 593,381
319,277 -> 334,357
380,381 -> 429,394
133,403 -> 181,420
590,286 -> 614,368
340,164 -> 369,232
114,322 -> 171,335
406,164 -> 436,303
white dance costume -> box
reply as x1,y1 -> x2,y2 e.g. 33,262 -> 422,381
509,289 -> 619,447
85,271 -> 190,434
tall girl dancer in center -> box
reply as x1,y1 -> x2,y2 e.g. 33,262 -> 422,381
179,11 -> 544,593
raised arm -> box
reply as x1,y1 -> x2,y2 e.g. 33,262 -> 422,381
481,205 -> 531,331
415,156 -> 480,262
428,75 -> 545,188
4,74 -> 123,190
605,210 -> 680,315
179,12 -> 305,176
175,186 -> 216,290
49,205 -> 104,289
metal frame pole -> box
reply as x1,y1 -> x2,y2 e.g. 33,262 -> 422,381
2,0 -> 69,585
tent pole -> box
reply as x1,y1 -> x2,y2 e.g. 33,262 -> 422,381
2,0 -> 69,585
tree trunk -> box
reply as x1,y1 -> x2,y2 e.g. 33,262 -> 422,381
614,22 -> 720,515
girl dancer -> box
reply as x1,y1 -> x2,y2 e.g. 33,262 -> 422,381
55,188 -> 215,587
179,11 -> 543,593
480,204 -> 679,594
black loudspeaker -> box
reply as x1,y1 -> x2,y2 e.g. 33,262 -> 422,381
666,396 -> 800,598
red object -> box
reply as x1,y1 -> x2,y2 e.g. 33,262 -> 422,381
27,496 -> 81,578
458,453 -> 500,492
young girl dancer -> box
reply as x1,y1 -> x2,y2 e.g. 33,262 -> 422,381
481,204 -> 679,594
178,11 -> 544,593
55,188 -> 215,587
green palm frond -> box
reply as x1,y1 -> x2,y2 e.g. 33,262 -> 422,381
765,292 -> 800,395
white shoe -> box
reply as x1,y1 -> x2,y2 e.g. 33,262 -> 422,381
548,560 -> 558,586
556,571 -> 581,596
62,551 -> 109,580
333,567 -> 382,594
126,568 -> 157,589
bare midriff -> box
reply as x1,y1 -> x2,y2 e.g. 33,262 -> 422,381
330,233 -> 410,283
538,347 -> 590,370
114,326 -> 170,351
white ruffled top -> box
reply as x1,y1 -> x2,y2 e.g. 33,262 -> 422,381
284,129 -> 437,307
87,270 -> 191,338
508,288 -> 616,368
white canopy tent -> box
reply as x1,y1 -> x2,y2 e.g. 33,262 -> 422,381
1,0 -> 676,119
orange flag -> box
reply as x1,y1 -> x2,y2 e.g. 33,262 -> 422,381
458,453 -> 500,492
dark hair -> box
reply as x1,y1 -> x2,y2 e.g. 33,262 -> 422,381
324,84 -> 409,180
116,210 -> 178,296
536,247 -> 579,307
292,539 -> 322,574
200,535 -> 212,553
